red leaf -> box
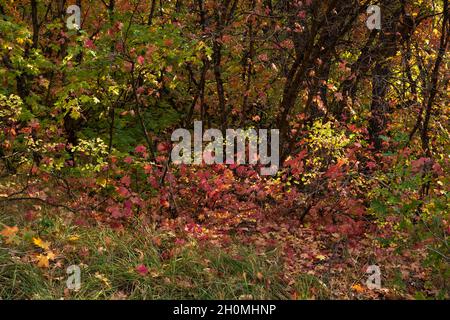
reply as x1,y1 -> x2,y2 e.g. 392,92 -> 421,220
135,264 -> 149,276
117,186 -> 130,197
135,145 -> 147,154
121,175 -> 131,187
84,39 -> 95,49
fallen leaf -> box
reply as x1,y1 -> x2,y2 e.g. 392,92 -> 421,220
68,235 -> 80,242
351,284 -> 365,293
36,254 -> 49,268
0,226 -> 19,237
136,264 -> 149,276
33,237 -> 50,250
256,272 -> 264,281
0,226 -> 19,244
46,251 -> 56,261
95,272 -> 111,287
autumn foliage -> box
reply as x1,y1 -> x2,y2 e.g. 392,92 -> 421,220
0,0 -> 448,299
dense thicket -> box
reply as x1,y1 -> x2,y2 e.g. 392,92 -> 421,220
0,0 -> 448,298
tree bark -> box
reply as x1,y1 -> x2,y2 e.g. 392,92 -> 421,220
420,0 -> 448,156
368,1 -> 402,149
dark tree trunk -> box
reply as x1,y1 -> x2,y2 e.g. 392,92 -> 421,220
31,0 -> 39,48
368,1 -> 402,149
148,0 -> 156,25
420,0 -> 448,156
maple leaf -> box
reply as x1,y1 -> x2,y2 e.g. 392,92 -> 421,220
33,237 -> 51,250
46,251 -> 56,261
107,206 -> 122,218
351,284 -> 365,293
84,39 -> 95,49
137,55 -> 145,65
157,143 -> 168,152
0,226 -> 19,244
252,115 -> 261,122
432,162 -> 444,176
36,254 -> 49,268
315,254 -> 327,261
120,175 -> 131,187
297,11 -> 306,19
135,145 -> 146,154
116,186 -> 130,197
366,161 -> 377,170
0,225 -> 19,237
136,264 -> 149,276
334,92 -> 344,101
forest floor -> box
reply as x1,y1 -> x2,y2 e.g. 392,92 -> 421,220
0,200 -> 443,300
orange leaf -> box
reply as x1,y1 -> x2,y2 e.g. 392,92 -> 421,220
0,226 -> 19,237
351,284 -> 365,293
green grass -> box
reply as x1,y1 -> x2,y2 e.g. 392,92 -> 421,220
0,210 -> 325,300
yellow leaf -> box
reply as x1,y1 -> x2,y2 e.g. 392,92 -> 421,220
46,251 -> 56,261
95,272 -> 111,287
36,254 -> 49,268
96,178 -> 107,187
315,254 -> 327,261
33,237 -> 50,250
70,108 -> 81,120
68,235 -> 80,242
